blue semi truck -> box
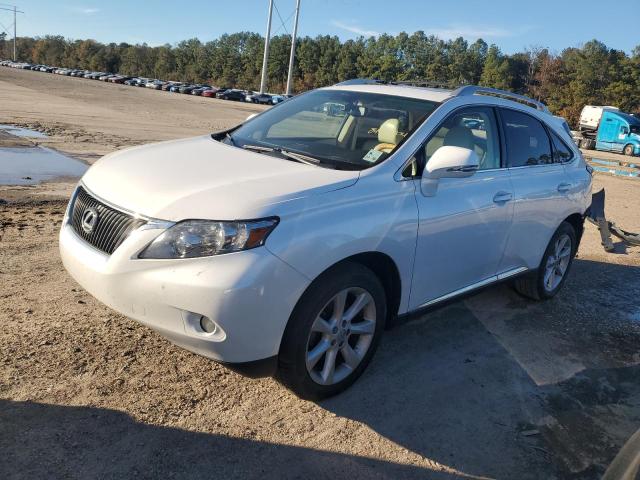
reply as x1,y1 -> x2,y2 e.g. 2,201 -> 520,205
578,105 -> 640,156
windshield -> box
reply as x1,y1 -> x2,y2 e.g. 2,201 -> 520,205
226,89 -> 440,170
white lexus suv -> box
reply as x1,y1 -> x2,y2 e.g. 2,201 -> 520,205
60,81 -> 592,399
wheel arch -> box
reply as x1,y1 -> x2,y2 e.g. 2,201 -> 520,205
286,251 -> 403,333
343,252 -> 402,327
562,212 -> 584,248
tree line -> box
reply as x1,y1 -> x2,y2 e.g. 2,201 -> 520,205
3,32 -> 640,126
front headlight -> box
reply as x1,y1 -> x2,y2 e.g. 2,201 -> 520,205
138,218 -> 279,259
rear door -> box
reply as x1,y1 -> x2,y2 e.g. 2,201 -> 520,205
497,108 -> 573,272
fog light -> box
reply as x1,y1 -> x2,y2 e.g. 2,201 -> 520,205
199,315 -> 217,334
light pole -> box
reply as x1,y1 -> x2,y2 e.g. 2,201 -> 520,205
285,0 -> 300,95
0,4 -> 23,61
259,0 -> 274,94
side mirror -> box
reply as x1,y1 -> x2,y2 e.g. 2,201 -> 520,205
421,146 -> 479,197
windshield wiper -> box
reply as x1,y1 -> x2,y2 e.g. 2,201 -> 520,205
279,149 -> 321,166
242,144 -> 275,153
238,142 -> 359,170
242,144 -> 321,167
225,132 -> 236,145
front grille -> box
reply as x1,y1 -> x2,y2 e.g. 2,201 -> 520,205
70,187 -> 146,254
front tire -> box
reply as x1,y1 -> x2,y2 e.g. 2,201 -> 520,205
624,144 -> 635,156
276,262 -> 386,400
514,222 -> 577,301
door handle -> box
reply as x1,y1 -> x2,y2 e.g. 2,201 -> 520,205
557,183 -> 572,193
493,191 -> 513,203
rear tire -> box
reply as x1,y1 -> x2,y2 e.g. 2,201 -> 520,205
276,262 -> 386,400
514,222 -> 577,301
581,138 -> 595,150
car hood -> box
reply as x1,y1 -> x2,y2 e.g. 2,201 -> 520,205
81,135 -> 360,221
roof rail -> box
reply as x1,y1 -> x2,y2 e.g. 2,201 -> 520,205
336,78 -> 464,89
334,78 -> 388,86
453,85 -> 549,113
396,79 -> 464,90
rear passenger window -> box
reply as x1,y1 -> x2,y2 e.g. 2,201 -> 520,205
550,131 -> 574,163
501,109 -> 552,167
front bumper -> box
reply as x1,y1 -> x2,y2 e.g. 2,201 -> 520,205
59,218 -> 310,366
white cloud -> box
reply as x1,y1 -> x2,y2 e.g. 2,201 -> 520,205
426,24 -> 534,40
330,21 -> 535,40
331,20 -> 380,38
69,6 -> 100,15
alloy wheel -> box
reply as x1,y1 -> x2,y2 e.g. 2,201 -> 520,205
543,233 -> 572,292
305,287 -> 376,386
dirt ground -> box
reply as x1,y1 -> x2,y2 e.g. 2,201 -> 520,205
1,67 -> 640,480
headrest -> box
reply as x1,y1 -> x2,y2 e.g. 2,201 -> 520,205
443,126 -> 474,150
378,119 -> 402,145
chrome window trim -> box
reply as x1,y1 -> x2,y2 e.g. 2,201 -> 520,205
547,129 -> 578,166
507,163 -> 567,171
497,106 -> 578,170
394,102 -> 504,182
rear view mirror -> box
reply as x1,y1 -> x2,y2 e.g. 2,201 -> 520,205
421,146 -> 479,197
322,102 -> 346,117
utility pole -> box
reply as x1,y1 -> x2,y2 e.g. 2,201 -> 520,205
259,0 -> 274,94
0,4 -> 23,61
285,0 -> 300,96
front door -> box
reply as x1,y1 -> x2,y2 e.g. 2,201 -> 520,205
408,106 -> 514,310
596,116 -> 617,151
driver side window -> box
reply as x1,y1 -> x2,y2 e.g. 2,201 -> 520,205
402,106 -> 501,178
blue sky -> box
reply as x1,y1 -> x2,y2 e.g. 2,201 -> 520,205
4,0 -> 639,53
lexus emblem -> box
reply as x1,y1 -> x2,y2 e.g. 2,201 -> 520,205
81,207 -> 99,234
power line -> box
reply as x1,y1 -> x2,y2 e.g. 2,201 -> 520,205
271,10 -> 294,36
272,1 -> 289,36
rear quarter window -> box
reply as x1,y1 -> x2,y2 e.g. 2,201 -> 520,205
550,130 -> 574,163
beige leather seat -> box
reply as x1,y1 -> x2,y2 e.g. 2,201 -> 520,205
443,125 -> 489,167
443,126 -> 475,150
374,119 -> 402,153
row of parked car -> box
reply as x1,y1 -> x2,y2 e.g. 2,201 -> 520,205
1,60 -> 291,105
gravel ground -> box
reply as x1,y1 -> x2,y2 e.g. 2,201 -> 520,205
1,67 -> 640,480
